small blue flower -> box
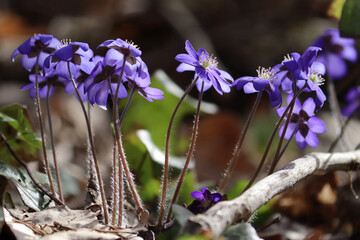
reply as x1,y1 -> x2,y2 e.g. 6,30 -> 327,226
126,61 -> 164,102
11,34 -> 61,71
20,69 -> 67,98
341,86 -> 360,117
175,40 -> 233,95
44,41 -> 94,79
275,47 -> 327,109
187,187 -> 223,214
313,28 -> 357,80
232,67 -> 282,108
84,50 -> 128,109
277,94 -> 326,149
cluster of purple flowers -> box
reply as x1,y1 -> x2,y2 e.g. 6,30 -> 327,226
12,34 -> 164,109
187,187 -> 224,214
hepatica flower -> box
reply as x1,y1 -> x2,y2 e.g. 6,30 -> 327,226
187,187 -> 223,214
44,41 -> 94,79
232,67 -> 282,107
341,86 -> 360,117
277,94 -> 326,149
313,28 -> 357,80
275,47 -> 327,109
11,34 -> 61,71
21,69 -> 67,98
175,40 -> 233,94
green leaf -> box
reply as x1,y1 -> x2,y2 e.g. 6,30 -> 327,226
0,105 -> 41,164
339,0 -> 360,37
327,0 -> 346,19
0,160 -> 53,211
223,223 -> 262,240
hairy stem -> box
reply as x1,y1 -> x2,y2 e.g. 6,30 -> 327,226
67,62 -> 109,224
112,57 -> 146,219
268,97 -> 296,174
157,77 -> 199,228
166,81 -> 204,222
34,57 -> 57,199
46,87 -> 64,203
242,86 -> 305,193
217,91 -> 263,193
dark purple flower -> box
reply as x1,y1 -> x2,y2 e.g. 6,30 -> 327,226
175,40 -> 233,95
275,47 -> 327,109
84,50 -> 128,109
20,69 -> 67,98
98,38 -> 142,66
44,41 -> 94,79
313,28 -> 357,80
232,67 -> 282,108
277,94 -> 326,149
11,34 -> 61,71
187,187 -> 223,214
341,86 -> 360,117
126,61 -> 164,102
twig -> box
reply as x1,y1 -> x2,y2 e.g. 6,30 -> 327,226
183,150 -> 360,237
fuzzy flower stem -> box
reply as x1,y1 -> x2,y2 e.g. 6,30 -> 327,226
278,123 -> 299,160
46,87 -> 64,203
268,98 -> 296,175
242,85 -> 306,193
112,56 -> 147,219
117,150 -> 124,227
217,91 -> 263,194
34,56 -> 57,200
118,87 -> 135,129
67,62 -> 109,224
157,77 -> 199,228
166,81 -> 205,222
111,140 -> 118,226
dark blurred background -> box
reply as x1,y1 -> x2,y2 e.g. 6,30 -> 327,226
0,0 -> 337,108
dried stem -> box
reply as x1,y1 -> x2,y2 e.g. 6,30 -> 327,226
67,62 -> 109,224
46,87 -> 64,203
217,91 -> 263,193
166,81 -> 204,222
157,77 -> 199,228
0,131 -> 64,205
34,57 -> 57,199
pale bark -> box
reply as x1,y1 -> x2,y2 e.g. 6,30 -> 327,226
183,150 -> 360,237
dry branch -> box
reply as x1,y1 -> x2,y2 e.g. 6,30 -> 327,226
183,150 -> 360,237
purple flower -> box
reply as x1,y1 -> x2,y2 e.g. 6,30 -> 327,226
341,86 -> 360,117
313,28 -> 357,80
98,38 -> 142,66
277,94 -> 326,149
275,47 -> 327,109
20,70 -> 67,98
11,34 -> 61,71
175,40 -> 233,95
126,61 -> 164,102
44,41 -> 94,79
84,50 -> 128,109
232,67 -> 282,108
187,187 -> 223,214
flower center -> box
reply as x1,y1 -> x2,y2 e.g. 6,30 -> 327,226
256,67 -> 275,81
199,52 -> 218,70
125,39 -> 139,50
307,68 -> 324,86
283,54 -> 293,62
